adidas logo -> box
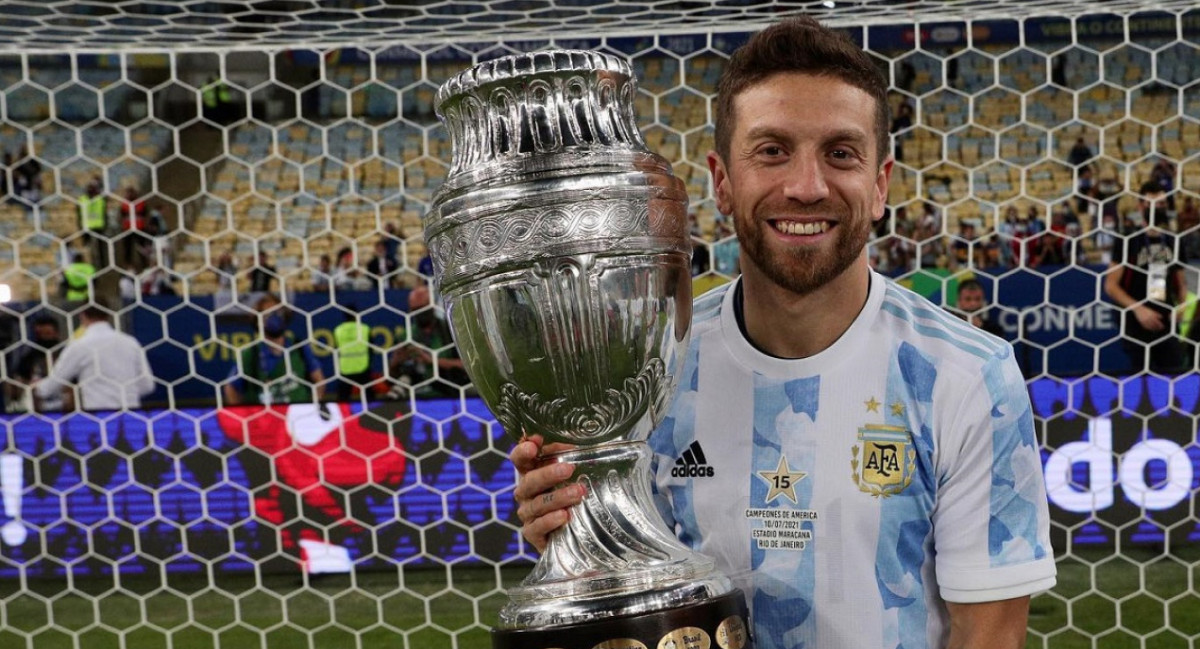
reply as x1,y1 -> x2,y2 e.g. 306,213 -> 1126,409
672,441 -> 715,478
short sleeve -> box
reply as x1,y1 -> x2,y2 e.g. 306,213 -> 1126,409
932,347 -> 1057,603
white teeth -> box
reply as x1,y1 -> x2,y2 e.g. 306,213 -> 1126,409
774,221 -> 829,235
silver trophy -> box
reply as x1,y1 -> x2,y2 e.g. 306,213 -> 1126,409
425,51 -> 751,649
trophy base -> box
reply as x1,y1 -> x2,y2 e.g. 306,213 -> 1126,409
491,589 -> 752,649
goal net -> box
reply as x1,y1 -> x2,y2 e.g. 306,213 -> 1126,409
1,2 -> 1198,648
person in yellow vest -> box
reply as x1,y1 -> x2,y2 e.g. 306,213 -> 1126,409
1180,290 -> 1198,370
1180,291 -> 1198,339
334,312 -> 372,402
62,252 -> 96,303
203,76 -> 234,123
78,181 -> 108,267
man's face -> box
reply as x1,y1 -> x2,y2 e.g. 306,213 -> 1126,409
957,287 -> 985,313
33,324 -> 59,345
708,72 -> 892,296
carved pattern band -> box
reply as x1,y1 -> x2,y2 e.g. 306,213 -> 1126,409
495,358 -> 667,443
428,199 -> 686,286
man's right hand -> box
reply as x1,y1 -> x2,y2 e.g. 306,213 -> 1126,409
1134,305 -> 1165,331
511,435 -> 585,553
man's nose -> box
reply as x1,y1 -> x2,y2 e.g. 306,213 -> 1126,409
782,154 -> 830,204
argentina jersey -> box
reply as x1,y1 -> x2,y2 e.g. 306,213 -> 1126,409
648,271 -> 1056,649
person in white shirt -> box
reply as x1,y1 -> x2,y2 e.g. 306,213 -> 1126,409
511,17 -> 1055,649
34,306 -> 155,411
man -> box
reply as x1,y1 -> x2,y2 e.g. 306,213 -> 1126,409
952,278 -> 1006,338
366,239 -> 399,289
388,284 -> 468,399
224,297 -> 326,406
1104,181 -> 1191,375
78,181 -> 108,268
5,316 -> 63,412
248,250 -> 276,294
311,253 -> 333,293
512,18 -> 1055,649
62,252 -> 96,303
34,306 -> 154,411
334,311 -> 373,402
1067,136 -> 1093,169
333,247 -> 371,292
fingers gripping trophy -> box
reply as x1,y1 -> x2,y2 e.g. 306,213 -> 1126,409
425,51 -> 752,649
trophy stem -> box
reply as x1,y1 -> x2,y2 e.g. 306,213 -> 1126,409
499,442 -> 732,630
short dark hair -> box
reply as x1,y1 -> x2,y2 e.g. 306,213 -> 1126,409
1139,180 -> 1165,196
714,16 -> 891,165
958,278 -> 985,295
32,315 -> 58,330
81,306 -> 111,322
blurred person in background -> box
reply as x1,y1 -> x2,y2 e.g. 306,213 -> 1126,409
333,247 -> 371,292
387,284 -> 468,399
311,253 -> 332,293
951,278 -> 1005,338
224,295 -> 326,406
1067,136 -> 1094,169
334,309 -> 373,402
5,316 -> 63,412
61,252 -> 96,303
248,250 -> 276,294
13,145 -> 42,213
119,186 -> 148,268
78,180 -> 108,267
33,306 -> 153,412
1177,196 -> 1199,262
365,239 -> 400,289
1104,181 -> 1190,375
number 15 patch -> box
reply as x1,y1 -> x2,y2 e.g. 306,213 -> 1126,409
756,455 -> 807,504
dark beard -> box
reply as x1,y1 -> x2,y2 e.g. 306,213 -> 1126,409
739,215 -> 872,296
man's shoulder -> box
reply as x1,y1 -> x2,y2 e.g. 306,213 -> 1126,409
877,278 -> 1012,363
691,280 -> 732,326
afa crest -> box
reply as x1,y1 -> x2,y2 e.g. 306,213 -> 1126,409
851,424 -> 916,497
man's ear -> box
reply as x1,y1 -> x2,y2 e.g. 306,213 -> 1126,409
707,150 -> 733,217
872,155 -> 895,223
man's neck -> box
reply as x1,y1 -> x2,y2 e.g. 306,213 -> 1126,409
737,256 -> 871,359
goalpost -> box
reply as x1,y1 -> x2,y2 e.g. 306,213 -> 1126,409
0,2 -> 1198,648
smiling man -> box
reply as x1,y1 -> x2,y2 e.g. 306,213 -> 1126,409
512,17 -> 1056,649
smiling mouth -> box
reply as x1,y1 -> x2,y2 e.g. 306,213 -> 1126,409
773,220 -> 831,235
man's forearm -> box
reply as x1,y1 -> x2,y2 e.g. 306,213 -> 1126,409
945,597 -> 1030,649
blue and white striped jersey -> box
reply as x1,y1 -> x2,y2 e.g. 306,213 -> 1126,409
648,271 -> 1056,649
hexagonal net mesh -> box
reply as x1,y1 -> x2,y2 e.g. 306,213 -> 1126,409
0,2 -> 1198,648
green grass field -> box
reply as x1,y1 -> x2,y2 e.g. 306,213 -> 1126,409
1,549 -> 1197,648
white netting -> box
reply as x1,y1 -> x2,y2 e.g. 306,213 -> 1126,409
0,1 -> 1196,51
1,2 -> 1198,648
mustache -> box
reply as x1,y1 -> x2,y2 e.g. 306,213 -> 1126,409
761,203 -> 850,221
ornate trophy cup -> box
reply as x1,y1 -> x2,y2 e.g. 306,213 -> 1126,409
425,51 -> 752,649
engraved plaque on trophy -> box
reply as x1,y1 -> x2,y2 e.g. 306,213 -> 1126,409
425,50 -> 752,649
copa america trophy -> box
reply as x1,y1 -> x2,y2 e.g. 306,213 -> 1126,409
424,51 -> 752,649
